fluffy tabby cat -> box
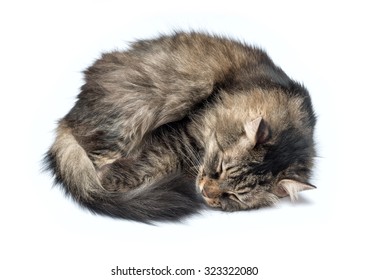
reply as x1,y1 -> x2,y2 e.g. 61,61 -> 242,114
44,32 -> 316,222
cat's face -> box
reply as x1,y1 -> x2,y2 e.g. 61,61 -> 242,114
196,117 -> 315,211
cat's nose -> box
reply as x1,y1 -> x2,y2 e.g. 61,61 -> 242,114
202,185 -> 222,199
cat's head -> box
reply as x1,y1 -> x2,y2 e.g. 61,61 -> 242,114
196,89 -> 316,211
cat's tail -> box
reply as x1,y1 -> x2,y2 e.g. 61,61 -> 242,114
43,121 -> 202,223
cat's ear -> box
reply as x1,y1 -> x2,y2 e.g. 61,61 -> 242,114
272,179 -> 316,201
244,117 -> 270,145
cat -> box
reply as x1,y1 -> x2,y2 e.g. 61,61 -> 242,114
44,32 -> 316,223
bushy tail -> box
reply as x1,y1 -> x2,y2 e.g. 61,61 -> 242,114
43,121 -> 202,223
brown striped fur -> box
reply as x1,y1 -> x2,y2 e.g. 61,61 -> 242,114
44,32 -> 316,222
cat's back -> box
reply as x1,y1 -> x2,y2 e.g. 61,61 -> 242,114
84,32 -> 273,86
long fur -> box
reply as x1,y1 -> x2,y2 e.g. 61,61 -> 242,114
43,121 -> 202,223
43,32 -> 316,222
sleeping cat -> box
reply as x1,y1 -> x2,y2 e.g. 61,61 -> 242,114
44,32 -> 316,222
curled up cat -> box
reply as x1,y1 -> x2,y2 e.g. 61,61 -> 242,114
44,32 -> 316,223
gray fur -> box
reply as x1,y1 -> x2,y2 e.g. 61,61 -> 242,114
44,32 -> 316,222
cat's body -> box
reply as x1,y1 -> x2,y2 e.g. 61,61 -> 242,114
45,32 -> 316,222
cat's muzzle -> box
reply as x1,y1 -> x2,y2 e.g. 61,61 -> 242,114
198,177 -> 223,208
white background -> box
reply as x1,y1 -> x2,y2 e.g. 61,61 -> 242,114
1,0 -> 368,279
